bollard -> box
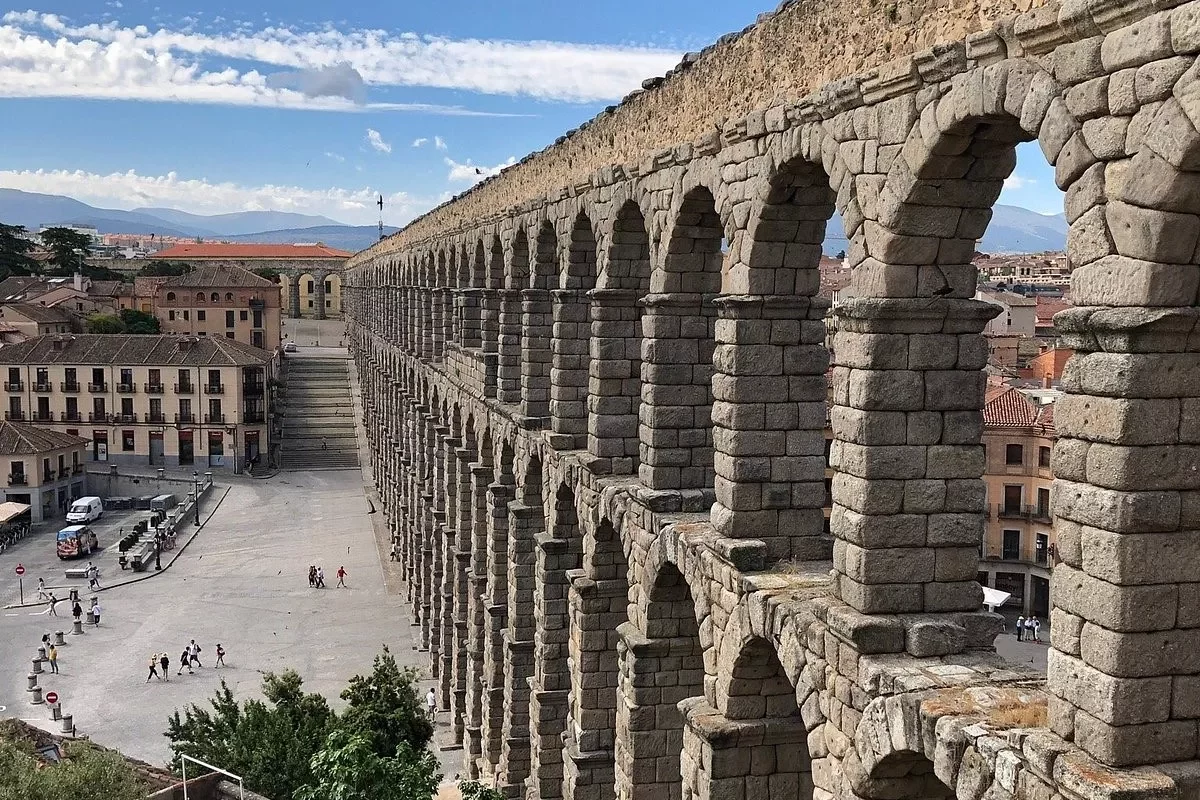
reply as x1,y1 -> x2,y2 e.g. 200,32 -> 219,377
50,703 -> 61,721
30,686 -> 43,704
53,631 -> 64,645
72,619 -> 83,635
37,644 -> 46,660
61,714 -> 72,735
31,657 -> 42,674
86,609 -> 95,625
26,673 -> 37,691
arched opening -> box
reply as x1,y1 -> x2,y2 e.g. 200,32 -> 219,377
166,291 -> 175,301
590,200 -> 651,475
521,221 -> 558,423
481,237 -> 504,356
498,230 -> 529,405
861,752 -> 953,800
551,213 -> 598,448
458,240 -> 485,350
324,273 -> 343,317
565,518 -> 629,800
463,425 -> 495,778
615,562 -> 704,799
480,441 -> 517,773
297,272 -> 317,317
640,187 -> 723,492
529,482 -> 585,799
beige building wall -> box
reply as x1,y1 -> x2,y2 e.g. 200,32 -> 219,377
156,287 -> 283,350
0,362 -> 271,473
1,440 -> 88,522
296,273 -> 343,316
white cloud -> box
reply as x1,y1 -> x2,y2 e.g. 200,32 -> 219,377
324,151 -> 345,162
445,156 -> 516,184
0,167 -> 434,226
366,128 -> 392,154
411,137 -> 429,148
0,12 -> 681,107
434,136 -> 447,151
1003,175 -> 1036,190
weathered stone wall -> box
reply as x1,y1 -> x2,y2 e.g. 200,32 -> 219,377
346,3 -> 1200,800
352,0 -> 1049,258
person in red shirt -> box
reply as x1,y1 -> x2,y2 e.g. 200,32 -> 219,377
336,566 -> 347,588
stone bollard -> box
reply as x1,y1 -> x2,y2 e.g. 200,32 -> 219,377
30,686 -> 43,704
72,619 -> 83,635
61,714 -> 72,735
37,644 -> 46,660
50,703 -> 61,721
53,631 -> 64,645
31,657 -> 42,674
86,609 -> 95,625
26,673 -> 38,691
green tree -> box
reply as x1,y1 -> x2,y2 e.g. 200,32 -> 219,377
119,308 -> 160,333
251,267 -> 281,282
459,780 -> 506,800
39,227 -> 93,273
165,670 -> 335,800
0,735 -> 148,800
0,223 -> 37,278
294,730 -> 441,800
338,646 -> 433,758
86,313 -> 126,334
137,260 -> 192,277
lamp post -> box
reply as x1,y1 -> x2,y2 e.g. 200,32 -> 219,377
193,470 -> 200,526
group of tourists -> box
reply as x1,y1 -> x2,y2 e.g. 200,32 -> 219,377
308,565 -> 349,588
146,640 -> 225,681
1014,615 -> 1042,641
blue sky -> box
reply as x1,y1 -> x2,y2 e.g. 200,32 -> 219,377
0,0 -> 1061,227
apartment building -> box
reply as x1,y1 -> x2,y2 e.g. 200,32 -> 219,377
0,303 -> 77,338
0,422 -> 88,522
154,264 -> 282,350
0,334 -> 275,474
978,385 -> 1057,618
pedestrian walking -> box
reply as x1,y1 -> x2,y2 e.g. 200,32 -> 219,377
316,567 -> 325,588
45,593 -> 59,616
36,577 -> 48,601
177,648 -> 193,675
41,632 -> 50,647
159,652 -> 170,680
1024,616 -> 1034,641
321,436 -> 328,451
1015,615 -> 1024,641
336,565 -> 347,588
426,687 -> 437,720
147,654 -> 161,682
86,561 -> 101,590
189,639 -> 203,668
308,565 -> 317,588
91,599 -> 102,626
1032,617 -> 1041,642
215,643 -> 226,668
72,601 -> 82,623
47,644 -> 59,674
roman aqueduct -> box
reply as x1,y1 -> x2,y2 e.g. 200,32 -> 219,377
345,2 -> 1200,800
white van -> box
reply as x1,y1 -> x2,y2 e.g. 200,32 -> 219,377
66,496 -> 103,524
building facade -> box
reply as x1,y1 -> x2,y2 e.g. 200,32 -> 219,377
153,264 -> 283,350
0,334 -> 274,474
0,422 -> 88,522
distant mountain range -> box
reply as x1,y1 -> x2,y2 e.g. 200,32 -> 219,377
0,188 -> 1068,256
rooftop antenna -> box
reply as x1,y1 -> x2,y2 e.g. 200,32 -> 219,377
377,194 -> 384,241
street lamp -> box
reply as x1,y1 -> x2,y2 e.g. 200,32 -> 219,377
193,470 -> 200,526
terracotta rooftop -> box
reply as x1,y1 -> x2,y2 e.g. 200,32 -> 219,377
153,243 -> 352,260
0,334 -> 271,366
983,385 -> 1055,431
160,263 -> 277,289
0,421 -> 88,455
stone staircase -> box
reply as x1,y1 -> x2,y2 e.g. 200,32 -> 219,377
279,355 -> 360,470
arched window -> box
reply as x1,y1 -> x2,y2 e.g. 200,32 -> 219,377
166,292 -> 176,301
210,292 -> 219,302
225,292 -> 233,301
196,292 -> 205,301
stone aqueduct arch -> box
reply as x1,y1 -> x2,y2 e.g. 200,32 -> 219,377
348,4 -> 1200,800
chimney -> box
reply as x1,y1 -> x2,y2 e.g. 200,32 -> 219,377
73,272 -> 83,292
176,336 -> 197,352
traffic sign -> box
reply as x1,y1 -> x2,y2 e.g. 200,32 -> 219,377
44,692 -> 57,705
14,564 -> 24,576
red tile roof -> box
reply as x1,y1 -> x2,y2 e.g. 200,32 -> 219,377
152,243 -> 352,260
984,386 -> 1055,431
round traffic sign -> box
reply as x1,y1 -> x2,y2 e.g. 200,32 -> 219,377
44,692 -> 57,705
14,564 -> 24,576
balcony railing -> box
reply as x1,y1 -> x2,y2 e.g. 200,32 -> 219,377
243,382 -> 265,395
204,413 -> 225,424
114,413 -> 137,423
145,412 -> 166,424
30,411 -> 53,422
116,383 -> 136,393
60,411 -> 81,422
175,383 -> 194,394
87,412 -> 110,423
60,381 -> 80,392
71,464 -> 83,475
204,384 -> 225,395
144,383 -> 165,394
88,382 -> 107,393
33,382 -> 52,393
7,473 -> 26,486
4,410 -> 24,421
244,413 -> 265,424
176,413 -> 195,424
995,503 -> 1053,522
3,381 -> 22,391
42,472 -> 54,483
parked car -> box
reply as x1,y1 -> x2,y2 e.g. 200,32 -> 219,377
283,341 -> 298,353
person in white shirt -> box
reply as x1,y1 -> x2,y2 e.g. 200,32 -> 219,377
90,600 -> 101,626
426,688 -> 437,720
1031,617 -> 1041,642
